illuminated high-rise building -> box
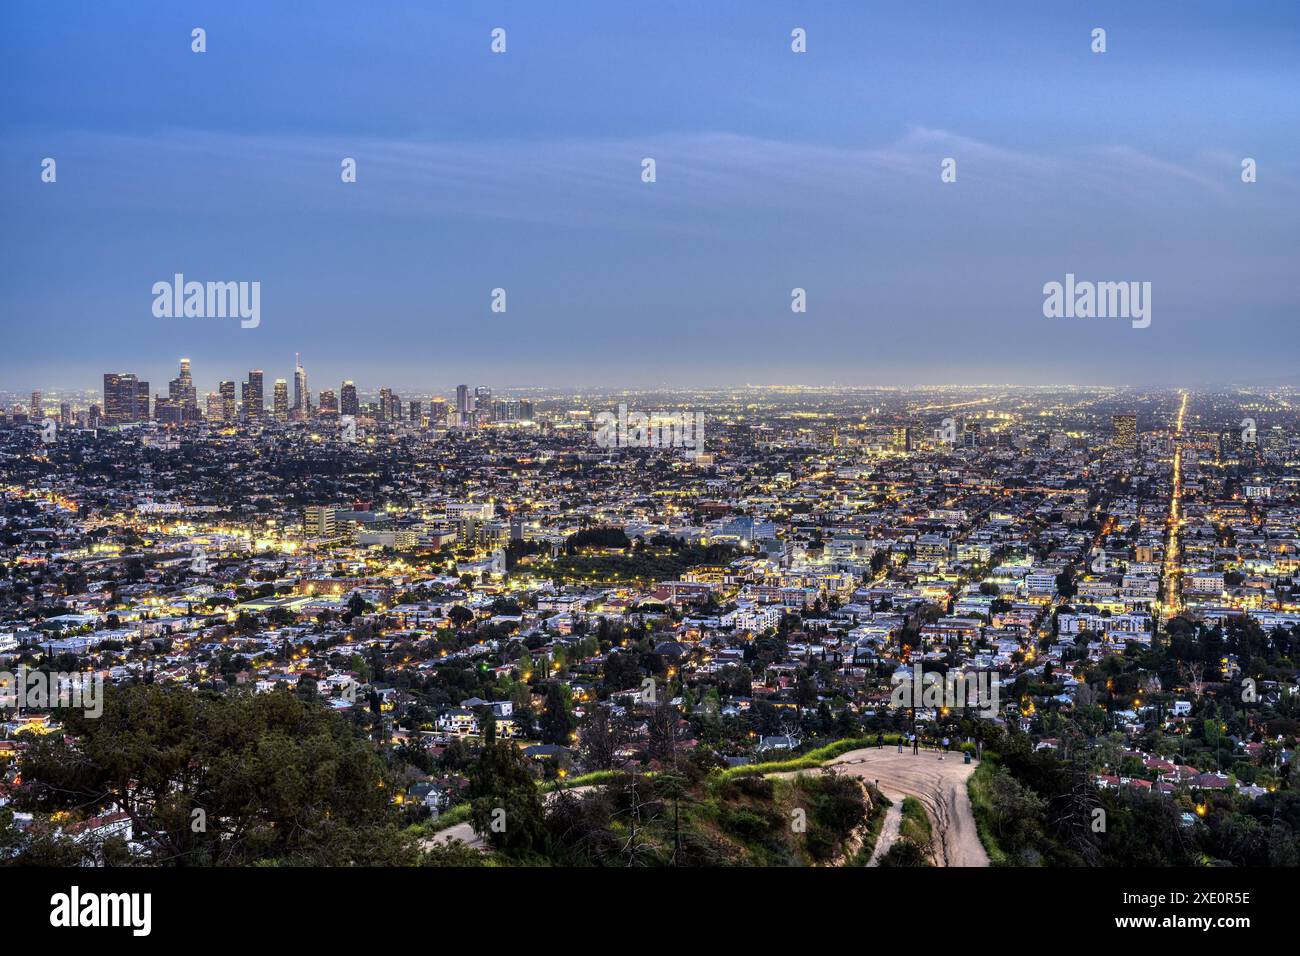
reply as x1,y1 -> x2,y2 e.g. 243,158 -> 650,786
168,358 -> 198,418
490,399 -> 534,423
103,373 -> 150,423
219,381 -> 237,421
242,370 -> 264,420
340,381 -> 359,416
293,353 -> 308,417
154,396 -> 183,425
273,379 -> 289,421
304,505 -> 338,539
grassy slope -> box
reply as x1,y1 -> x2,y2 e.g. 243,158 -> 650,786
965,754 -> 1010,866
688,772 -> 871,865
899,795 -> 932,845
848,788 -> 892,866
715,736 -> 887,783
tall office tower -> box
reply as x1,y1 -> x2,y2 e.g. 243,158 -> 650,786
1112,413 -> 1138,451
491,399 -> 531,422
59,402 -> 71,426
137,383 -> 150,422
963,421 -> 981,448
430,398 -> 448,425
340,381 -> 359,416
154,397 -> 183,425
378,387 -> 392,422
166,373 -> 182,407
88,405 -> 100,428
205,392 -> 223,420
892,425 -> 912,453
151,396 -> 168,423
388,391 -> 402,421
293,353 -> 308,416
455,384 -> 471,425
103,373 -> 150,422
408,400 -> 421,424
243,370 -> 264,420
474,386 -> 492,425
167,358 -> 199,420
219,380 -> 237,421
273,379 -> 289,421
30,390 -> 42,420
102,375 -> 121,421
318,389 -> 338,416
167,358 -> 198,412
182,360 -> 197,413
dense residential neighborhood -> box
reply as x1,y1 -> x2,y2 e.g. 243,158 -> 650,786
2,383 -> 1297,867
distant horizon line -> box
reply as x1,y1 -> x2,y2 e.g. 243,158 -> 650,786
5,379 -> 1298,398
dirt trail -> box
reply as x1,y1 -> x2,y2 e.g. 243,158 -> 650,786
429,753 -> 989,868
427,819 -> 483,850
773,747 -> 988,867
827,748 -> 988,867
866,797 -> 902,866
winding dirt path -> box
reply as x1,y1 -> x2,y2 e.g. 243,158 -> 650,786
828,748 -> 988,867
866,797 -> 902,866
428,753 -> 988,868
773,747 -> 988,867
427,819 -> 484,850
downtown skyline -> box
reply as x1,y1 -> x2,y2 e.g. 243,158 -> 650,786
4,350 -> 1299,402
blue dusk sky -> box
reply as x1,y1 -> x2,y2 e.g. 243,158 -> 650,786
1,0 -> 1298,393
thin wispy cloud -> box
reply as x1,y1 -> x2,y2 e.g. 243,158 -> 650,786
5,126 -> 1279,231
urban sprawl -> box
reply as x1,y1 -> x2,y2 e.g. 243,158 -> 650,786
2,364 -> 1298,867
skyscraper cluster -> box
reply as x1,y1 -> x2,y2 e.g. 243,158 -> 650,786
92,360 -> 518,432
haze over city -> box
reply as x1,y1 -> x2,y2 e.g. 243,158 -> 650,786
3,1 -> 1298,390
